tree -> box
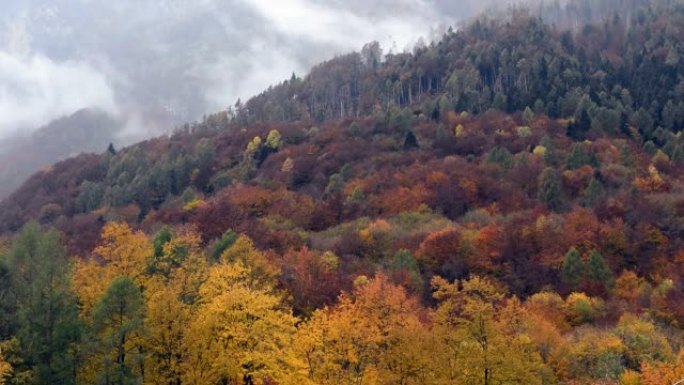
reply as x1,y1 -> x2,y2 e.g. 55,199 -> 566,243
144,283 -> 191,385
0,350 -> 9,385
639,349 -> 684,385
538,167 -> 565,212
294,275 -> 430,385
523,106 -> 535,126
265,129 -> 282,150
431,276 -> 546,385
562,247 -> 584,290
76,180 -> 105,213
404,130 -> 419,150
614,313 -> 673,370
566,144 -> 590,170
580,178 -> 604,208
567,109 -> 591,140
586,250 -> 613,293
182,261 -> 300,385
209,230 -> 238,261
4,222 -> 81,385
73,223 -> 152,316
89,276 -> 146,385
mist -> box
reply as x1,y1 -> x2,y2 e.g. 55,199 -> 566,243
0,0 -> 524,141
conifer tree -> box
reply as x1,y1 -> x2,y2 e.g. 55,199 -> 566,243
562,247 -> 584,289
538,167 -> 565,212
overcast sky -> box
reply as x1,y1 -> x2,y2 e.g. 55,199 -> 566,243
0,0 -> 519,139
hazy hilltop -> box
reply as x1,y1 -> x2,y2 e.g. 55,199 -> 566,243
2,1 -> 684,385
0,109 -> 123,198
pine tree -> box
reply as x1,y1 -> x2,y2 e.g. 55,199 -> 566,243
5,222 -> 81,385
404,130 -> 419,149
562,247 -> 584,289
586,250 -> 612,284
581,178 -> 605,207
91,277 -> 146,385
523,106 -> 535,126
538,167 -> 565,212
566,144 -> 589,170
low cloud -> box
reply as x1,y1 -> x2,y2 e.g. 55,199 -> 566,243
0,50 -> 116,136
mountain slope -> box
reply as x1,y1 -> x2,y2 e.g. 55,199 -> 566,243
0,2 -> 684,384
0,108 -> 123,198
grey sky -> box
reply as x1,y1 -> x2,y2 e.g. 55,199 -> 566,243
0,0 -> 518,139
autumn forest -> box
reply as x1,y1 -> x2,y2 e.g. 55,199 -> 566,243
3,0 -> 684,384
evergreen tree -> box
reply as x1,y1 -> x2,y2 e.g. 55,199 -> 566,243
540,135 -> 559,167
107,143 -> 117,155
404,130 -> 419,150
581,178 -> 605,208
523,106 -> 535,126
562,247 -> 584,289
586,250 -> 612,284
487,147 -> 514,169
91,277 -> 146,385
5,222 -> 81,385
568,110 -> 591,140
566,144 -> 590,170
538,167 -> 565,212
210,230 -> 239,261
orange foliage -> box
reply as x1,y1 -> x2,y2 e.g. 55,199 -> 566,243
416,227 -> 461,270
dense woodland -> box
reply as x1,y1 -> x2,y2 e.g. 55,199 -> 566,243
2,0 -> 684,384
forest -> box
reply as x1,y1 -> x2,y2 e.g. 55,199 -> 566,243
2,0 -> 684,384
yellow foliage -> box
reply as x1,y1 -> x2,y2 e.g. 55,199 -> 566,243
73,222 -> 153,316
526,291 -> 570,332
294,275 -> 430,385
620,369 -> 642,385
565,292 -> 605,325
182,198 -> 205,212
281,157 -> 294,172
533,145 -> 547,155
182,261 -> 302,385
144,283 -> 192,385
0,350 -> 10,385
557,327 -> 625,381
246,136 -> 262,153
431,276 -> 547,385
639,349 -> 684,385
615,313 -> 673,368
219,235 -> 280,284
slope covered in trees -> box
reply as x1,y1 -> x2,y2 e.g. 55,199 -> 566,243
2,1 -> 684,384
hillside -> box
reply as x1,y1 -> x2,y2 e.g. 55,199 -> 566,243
0,108 -> 123,198
1,1 -> 684,384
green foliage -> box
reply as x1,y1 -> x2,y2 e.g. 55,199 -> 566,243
180,187 -> 197,204
538,167 -> 565,212
540,135 -> 558,167
562,247 -> 584,289
152,226 -> 173,258
210,230 -> 239,261
586,250 -> 613,286
91,276 -> 146,385
349,186 -> 365,202
3,222 -> 81,385
486,146 -> 514,169
580,178 -> 605,208
523,106 -> 535,126
76,181 -> 105,213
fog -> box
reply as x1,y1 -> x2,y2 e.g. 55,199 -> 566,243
0,0 -> 522,140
